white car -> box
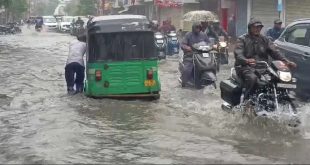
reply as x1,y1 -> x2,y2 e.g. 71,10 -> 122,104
42,16 -> 57,31
58,16 -> 75,33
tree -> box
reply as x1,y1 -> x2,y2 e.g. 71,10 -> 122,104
65,0 -> 79,16
3,0 -> 28,22
77,0 -> 97,16
35,0 -> 59,16
0,0 -> 11,8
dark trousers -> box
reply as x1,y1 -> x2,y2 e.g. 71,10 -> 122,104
236,66 -> 258,99
65,62 -> 85,91
181,58 -> 194,84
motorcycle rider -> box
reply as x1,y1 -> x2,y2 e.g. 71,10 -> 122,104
87,15 -> 95,27
35,17 -> 43,30
150,20 -> 159,32
201,21 -> 216,38
234,18 -> 297,99
26,19 -> 31,29
75,17 -> 85,27
266,19 -> 285,41
159,19 -> 176,35
181,22 -> 210,87
212,20 -> 229,41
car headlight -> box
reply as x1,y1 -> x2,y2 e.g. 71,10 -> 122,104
278,71 -> 292,82
219,42 -> 227,48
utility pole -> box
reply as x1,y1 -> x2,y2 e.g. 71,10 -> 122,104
277,0 -> 283,19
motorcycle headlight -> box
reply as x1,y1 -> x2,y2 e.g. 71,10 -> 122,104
219,42 -> 227,48
278,71 -> 292,82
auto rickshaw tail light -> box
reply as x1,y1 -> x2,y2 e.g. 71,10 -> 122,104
95,70 -> 102,81
147,69 -> 154,80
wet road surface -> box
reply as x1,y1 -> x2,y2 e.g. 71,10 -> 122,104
0,27 -> 310,164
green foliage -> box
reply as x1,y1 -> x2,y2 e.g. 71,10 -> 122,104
36,0 -> 59,15
65,0 -> 97,16
65,0 -> 79,16
77,0 -> 97,16
0,0 -> 11,8
4,0 -> 28,20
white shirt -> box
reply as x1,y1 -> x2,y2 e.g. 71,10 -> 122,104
66,39 -> 87,66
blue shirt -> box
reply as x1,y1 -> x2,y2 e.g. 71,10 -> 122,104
266,27 -> 284,41
182,32 -> 210,57
182,32 -> 210,46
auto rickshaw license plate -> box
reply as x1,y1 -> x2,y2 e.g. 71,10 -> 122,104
145,80 -> 156,87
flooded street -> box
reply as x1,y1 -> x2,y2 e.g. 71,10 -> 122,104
1,27 -> 310,164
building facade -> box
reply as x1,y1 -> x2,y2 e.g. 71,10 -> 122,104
109,0 -> 310,37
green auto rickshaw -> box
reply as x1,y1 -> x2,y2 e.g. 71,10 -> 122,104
85,15 -> 161,99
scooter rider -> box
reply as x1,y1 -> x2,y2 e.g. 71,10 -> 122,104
234,18 -> 297,99
181,22 -> 210,86
35,17 -> 43,29
212,20 -> 229,41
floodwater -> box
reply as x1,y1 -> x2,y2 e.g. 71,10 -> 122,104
0,27 -> 310,164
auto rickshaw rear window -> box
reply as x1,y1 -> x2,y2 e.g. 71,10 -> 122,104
88,32 -> 156,62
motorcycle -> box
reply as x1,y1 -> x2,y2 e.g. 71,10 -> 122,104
215,36 -> 229,71
11,23 -> 22,34
35,25 -> 42,32
0,25 -> 10,35
220,61 -> 300,127
14,26 -> 22,33
74,24 -> 85,36
154,32 -> 167,60
166,31 -> 180,56
179,41 -> 217,89
4,22 -> 20,34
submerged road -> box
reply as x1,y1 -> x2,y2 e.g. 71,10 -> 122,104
0,27 -> 310,164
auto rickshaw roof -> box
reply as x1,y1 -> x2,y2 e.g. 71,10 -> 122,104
88,15 -> 152,34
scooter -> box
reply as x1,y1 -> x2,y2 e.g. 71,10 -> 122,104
155,32 -> 167,60
179,41 -> 217,89
166,31 -> 180,56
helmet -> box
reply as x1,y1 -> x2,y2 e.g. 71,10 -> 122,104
274,19 -> 283,24
192,22 -> 201,31
248,18 -> 264,29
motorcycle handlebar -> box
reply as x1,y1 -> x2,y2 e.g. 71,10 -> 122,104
255,61 -> 269,66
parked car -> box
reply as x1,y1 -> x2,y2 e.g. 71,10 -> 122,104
274,18 -> 310,99
42,16 -> 57,31
57,16 -> 75,33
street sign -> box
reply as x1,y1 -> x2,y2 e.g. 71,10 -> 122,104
277,0 -> 283,12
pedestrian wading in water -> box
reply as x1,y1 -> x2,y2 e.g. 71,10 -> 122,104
65,34 -> 87,95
